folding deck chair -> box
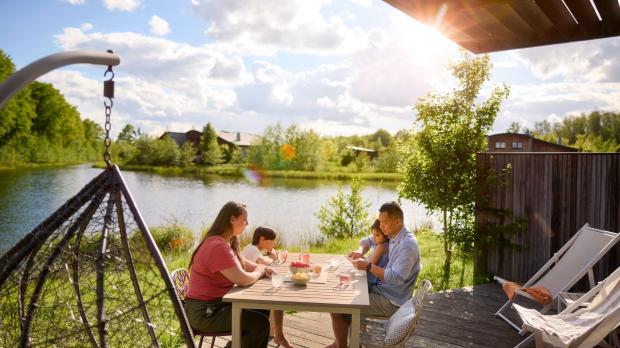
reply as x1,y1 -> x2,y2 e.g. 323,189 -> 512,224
514,266 -> 620,348
495,224 -> 620,331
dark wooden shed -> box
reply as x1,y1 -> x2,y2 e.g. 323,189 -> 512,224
476,152 -> 620,284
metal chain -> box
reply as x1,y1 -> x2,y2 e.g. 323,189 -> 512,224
103,51 -> 115,167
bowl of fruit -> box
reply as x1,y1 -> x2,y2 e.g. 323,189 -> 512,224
291,272 -> 310,286
289,261 -> 311,275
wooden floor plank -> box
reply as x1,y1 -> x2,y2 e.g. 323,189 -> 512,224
197,283 -> 529,348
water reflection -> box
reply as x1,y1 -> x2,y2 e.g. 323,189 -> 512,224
0,165 -> 435,252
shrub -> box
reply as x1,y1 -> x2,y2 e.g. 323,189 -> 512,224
132,223 -> 195,254
315,176 -> 371,239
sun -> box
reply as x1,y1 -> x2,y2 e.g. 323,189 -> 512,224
393,11 -> 456,64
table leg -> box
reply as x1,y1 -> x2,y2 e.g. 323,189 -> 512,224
350,308 -> 360,348
232,303 -> 242,348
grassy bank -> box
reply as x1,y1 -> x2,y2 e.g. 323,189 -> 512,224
92,162 -> 402,182
0,161 -> 86,171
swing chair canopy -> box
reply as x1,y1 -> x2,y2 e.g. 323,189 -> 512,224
383,0 -> 620,53
0,50 -> 120,108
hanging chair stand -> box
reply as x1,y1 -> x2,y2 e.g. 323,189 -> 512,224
0,50 -> 196,347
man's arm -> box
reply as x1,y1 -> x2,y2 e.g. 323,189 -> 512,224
353,242 -> 419,283
382,243 -> 419,286
347,237 -> 372,259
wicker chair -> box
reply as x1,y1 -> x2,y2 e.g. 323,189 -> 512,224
171,268 -> 232,348
359,279 -> 432,347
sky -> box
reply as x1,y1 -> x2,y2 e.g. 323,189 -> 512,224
1,0 -> 619,138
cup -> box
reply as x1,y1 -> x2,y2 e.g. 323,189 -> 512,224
278,250 -> 288,264
301,252 -> 311,264
313,264 -> 322,275
271,274 -> 284,288
329,257 -> 340,269
338,272 -> 351,287
299,243 -> 309,261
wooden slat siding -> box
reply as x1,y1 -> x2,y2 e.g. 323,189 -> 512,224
476,153 -> 620,285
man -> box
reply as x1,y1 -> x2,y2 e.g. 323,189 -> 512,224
326,201 -> 421,348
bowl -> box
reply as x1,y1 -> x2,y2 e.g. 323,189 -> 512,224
289,262 -> 311,274
291,272 -> 310,286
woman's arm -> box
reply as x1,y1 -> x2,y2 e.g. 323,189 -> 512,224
254,255 -> 274,265
369,243 -> 387,265
220,262 -> 266,286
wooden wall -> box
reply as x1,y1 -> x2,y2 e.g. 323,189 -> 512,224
475,153 -> 620,284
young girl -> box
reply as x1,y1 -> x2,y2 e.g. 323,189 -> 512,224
241,227 -> 292,348
241,226 -> 278,266
185,202 -> 272,348
364,219 -> 389,288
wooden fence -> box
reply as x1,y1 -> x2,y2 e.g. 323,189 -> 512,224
475,152 -> 620,284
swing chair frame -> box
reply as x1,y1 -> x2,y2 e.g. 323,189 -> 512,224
0,50 -> 196,348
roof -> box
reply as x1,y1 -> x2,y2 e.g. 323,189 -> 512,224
161,132 -> 186,147
383,0 -> 620,53
216,131 -> 259,147
347,145 -> 377,153
488,133 -> 578,152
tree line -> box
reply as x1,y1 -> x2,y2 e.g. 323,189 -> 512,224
0,50 -> 103,166
112,122 -> 406,173
507,111 -> 620,152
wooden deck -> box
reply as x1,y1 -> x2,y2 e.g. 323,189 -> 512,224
201,282 -> 527,348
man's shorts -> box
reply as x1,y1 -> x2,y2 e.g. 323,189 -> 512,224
344,288 -> 399,321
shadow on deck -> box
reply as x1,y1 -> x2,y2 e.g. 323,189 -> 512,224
204,283 -> 526,348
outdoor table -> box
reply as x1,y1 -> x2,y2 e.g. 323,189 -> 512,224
223,253 -> 369,348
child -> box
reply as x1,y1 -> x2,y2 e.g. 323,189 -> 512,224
241,226 -> 279,265
241,227 -> 292,348
363,219 -> 389,288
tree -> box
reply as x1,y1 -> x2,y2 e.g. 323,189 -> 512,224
200,122 -> 222,165
399,50 -> 510,277
117,124 -> 141,143
316,177 -> 371,239
506,121 -> 521,133
368,129 -> 392,148
179,142 -> 197,167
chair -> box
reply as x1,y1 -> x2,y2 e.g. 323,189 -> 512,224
171,268 -> 232,348
359,279 -> 432,347
494,224 -> 620,332
513,266 -> 620,348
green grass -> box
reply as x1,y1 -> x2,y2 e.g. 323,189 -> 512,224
92,163 -> 402,182
0,161 -> 86,171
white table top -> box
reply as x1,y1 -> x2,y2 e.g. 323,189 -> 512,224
223,253 -> 369,309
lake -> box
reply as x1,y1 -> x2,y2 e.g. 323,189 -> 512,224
0,164 -> 436,252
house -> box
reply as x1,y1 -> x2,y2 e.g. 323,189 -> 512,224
487,133 -> 578,152
347,145 -> 378,160
216,130 -> 259,156
160,129 -> 258,155
161,130 -> 202,149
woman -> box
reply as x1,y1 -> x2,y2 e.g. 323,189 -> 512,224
185,201 -> 272,348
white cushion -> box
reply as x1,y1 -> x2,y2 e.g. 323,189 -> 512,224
383,300 -> 416,345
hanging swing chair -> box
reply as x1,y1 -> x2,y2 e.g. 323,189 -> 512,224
0,51 -> 195,348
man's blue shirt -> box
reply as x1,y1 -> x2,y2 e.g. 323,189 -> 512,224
374,226 -> 421,306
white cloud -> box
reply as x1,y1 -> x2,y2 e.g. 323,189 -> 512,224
513,37 -> 620,83
149,15 -> 170,36
103,0 -> 141,12
51,27 -> 248,135
80,22 -> 93,31
63,0 -> 86,5
493,81 -> 620,132
347,0 -> 372,7
192,0 -> 369,55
